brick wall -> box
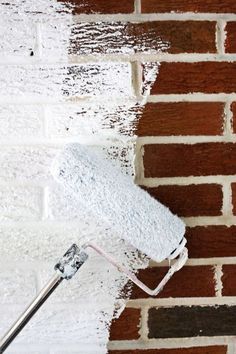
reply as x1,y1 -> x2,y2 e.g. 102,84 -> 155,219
108,1 -> 236,354
1,0 -> 236,353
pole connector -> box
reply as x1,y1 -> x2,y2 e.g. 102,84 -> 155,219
55,244 -> 88,280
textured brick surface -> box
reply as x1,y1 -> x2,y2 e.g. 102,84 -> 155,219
70,21 -> 216,55
148,306 -> 236,338
225,22 -> 236,53
143,143 -> 236,177
130,266 -> 216,299
222,265 -> 236,296
151,62 -> 236,94
0,147 -> 57,182
0,186 -> 42,222
137,102 -> 224,136
109,308 -> 141,340
0,105 -> 43,139
143,185 -> 223,216
141,0 -> 236,13
109,347 -> 227,354
61,0 -> 134,14
186,226 -> 236,258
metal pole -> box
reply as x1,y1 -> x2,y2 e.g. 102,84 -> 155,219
0,273 -> 63,353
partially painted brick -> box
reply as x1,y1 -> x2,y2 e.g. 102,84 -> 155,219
0,63 -> 133,99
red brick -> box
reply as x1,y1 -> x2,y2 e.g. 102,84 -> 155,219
61,0 -> 134,14
231,183 -> 236,215
222,265 -> 236,296
109,347 -> 227,354
143,143 -> 236,177
143,185 -> 222,217
141,0 -> 236,13
231,102 -> 236,133
225,22 -> 236,53
137,102 -> 224,136
150,62 -> 236,94
130,265 -> 215,299
186,226 -> 236,258
109,308 -> 140,340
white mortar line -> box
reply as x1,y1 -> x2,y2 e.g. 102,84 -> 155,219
216,20 -> 226,54
127,297 -> 236,308
134,143 -> 145,184
214,265 -> 223,297
227,342 -> 236,354
2,53 -> 236,65
139,306 -> 149,340
108,336 -> 236,350
148,93 -> 236,102
139,175 -> 236,187
73,13 -> 236,22
183,216 -> 236,227
222,182 -> 233,216
134,0 -> 141,14
151,257 -> 236,267
137,135 -> 236,144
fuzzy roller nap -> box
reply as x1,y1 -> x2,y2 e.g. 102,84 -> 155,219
52,143 -> 187,262
0,143 -> 188,353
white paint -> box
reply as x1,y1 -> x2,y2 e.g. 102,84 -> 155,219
0,0 -> 169,352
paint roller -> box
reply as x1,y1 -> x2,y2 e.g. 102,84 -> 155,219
0,143 -> 188,353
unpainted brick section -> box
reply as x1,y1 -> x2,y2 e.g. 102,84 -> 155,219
109,347 -> 227,354
141,0 -> 236,13
70,21 -> 216,55
143,143 -> 236,177
148,305 -> 236,338
137,102 -> 224,136
109,308 -> 141,340
231,102 -> 236,133
142,185 -> 223,216
150,62 -> 236,94
130,266 -> 216,299
225,22 -> 236,53
231,183 -> 236,215
186,226 -> 236,258
60,0 -> 134,14
222,265 -> 236,296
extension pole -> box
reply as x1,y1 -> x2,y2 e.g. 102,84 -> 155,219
0,273 -> 63,353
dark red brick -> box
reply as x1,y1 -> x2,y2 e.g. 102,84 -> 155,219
186,226 -> 236,258
130,266 -> 215,299
222,265 -> 236,296
143,185 -> 222,217
143,143 -> 236,177
61,0 -> 134,14
109,347 -> 227,354
151,62 -> 236,94
137,102 -> 224,136
109,308 -> 140,340
148,305 -> 236,338
141,0 -> 236,13
225,22 -> 236,53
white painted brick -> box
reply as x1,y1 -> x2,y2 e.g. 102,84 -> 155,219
0,268 -> 36,304
0,146 -> 58,182
0,186 -> 42,221
0,304 -> 110,346
0,105 -> 43,140
0,63 -> 133,100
